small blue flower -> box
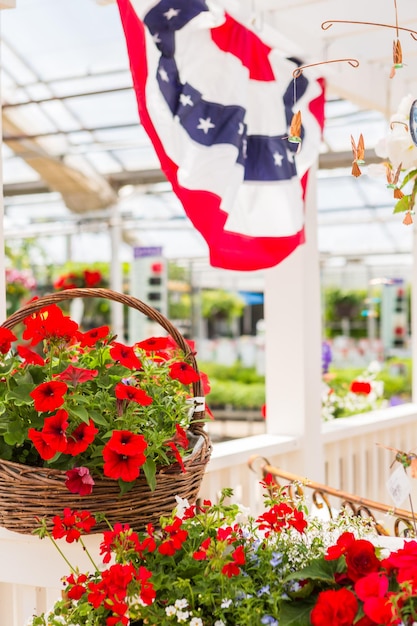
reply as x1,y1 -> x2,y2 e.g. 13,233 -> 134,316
270,552 -> 283,567
261,615 -> 278,626
257,585 -> 270,597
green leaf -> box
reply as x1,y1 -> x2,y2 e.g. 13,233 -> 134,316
118,478 -> 136,496
280,599 -> 315,626
142,456 -> 157,492
401,169 -> 417,187
68,405 -> 89,423
6,384 -> 34,405
88,410 -> 110,426
393,195 -> 412,213
3,420 -> 26,445
284,556 -> 343,583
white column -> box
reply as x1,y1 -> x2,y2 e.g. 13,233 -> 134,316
264,162 -> 324,481
109,203 -> 124,339
412,220 -> 417,402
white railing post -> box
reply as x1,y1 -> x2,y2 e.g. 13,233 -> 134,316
263,161 -> 324,481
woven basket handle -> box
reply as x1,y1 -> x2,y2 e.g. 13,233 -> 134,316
1,288 -> 205,427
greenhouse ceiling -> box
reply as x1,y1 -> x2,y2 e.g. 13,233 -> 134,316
0,0 -> 416,280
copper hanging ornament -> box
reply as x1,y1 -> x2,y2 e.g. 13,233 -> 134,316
390,38 -> 403,78
385,162 -> 403,198
288,110 -> 302,145
403,211 -> 413,225
351,134 -> 365,177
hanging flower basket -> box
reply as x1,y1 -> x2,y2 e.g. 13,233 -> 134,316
0,288 -> 211,534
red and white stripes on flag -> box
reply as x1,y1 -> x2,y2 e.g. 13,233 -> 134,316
117,0 -> 325,271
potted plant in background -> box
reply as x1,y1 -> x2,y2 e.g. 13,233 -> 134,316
0,288 -> 211,534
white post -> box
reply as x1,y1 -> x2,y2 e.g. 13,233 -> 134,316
109,204 -> 124,340
412,220 -> 417,402
264,162 -> 324,481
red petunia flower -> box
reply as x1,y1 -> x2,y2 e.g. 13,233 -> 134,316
115,382 -> 153,405
30,380 -> 68,412
165,442 -> 186,473
17,344 -> 45,366
169,361 -> 200,384
41,409 -> 69,452
110,342 -> 142,370
65,467 -> 95,496
54,364 -> 98,387
0,327 -> 17,354
65,420 -> 98,455
103,432 -> 147,482
136,336 -> 171,352
28,428 -> 57,460
174,424 -> 189,449
76,325 -> 110,347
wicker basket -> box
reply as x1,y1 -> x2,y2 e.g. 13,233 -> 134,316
0,288 -> 211,534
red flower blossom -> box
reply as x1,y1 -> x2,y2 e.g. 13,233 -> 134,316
222,545 -> 246,577
41,409 -> 69,452
83,269 -> 102,287
257,502 -> 306,536
136,566 -> 156,605
65,573 -> 88,600
136,336 -> 171,352
30,380 -> 68,412
65,420 -> 98,455
23,304 -> 79,346
382,540 -> 417,583
165,442 -> 186,473
76,325 -> 110,347
174,424 -> 188,449
199,370 -> 211,394
52,508 -> 96,542
0,327 -> 17,354
345,539 -> 381,582
350,380 -> 372,394
355,573 -> 393,624
325,531 -> 356,560
103,431 -> 147,482
310,588 -> 358,626
54,364 -> 98,387
169,361 -> 200,384
115,382 -> 153,405
158,517 -> 188,556
110,342 -> 142,369
193,537 -> 211,560
65,467 -> 95,496
17,344 -> 45,366
28,428 -> 57,460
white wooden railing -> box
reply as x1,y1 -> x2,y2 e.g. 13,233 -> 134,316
2,403 -> 417,626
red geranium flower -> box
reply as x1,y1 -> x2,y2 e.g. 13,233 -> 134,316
17,344 -> 45,366
311,588 -> 358,626
169,361 -> 200,384
76,325 -> 110,347
110,342 -> 142,370
65,420 -> 98,455
41,409 -> 69,452
52,508 -> 96,542
158,517 -> 188,556
350,380 -> 372,394
115,382 -> 153,405
65,573 -> 88,600
0,327 -> 17,354
30,380 -> 68,412
65,467 -> 95,496
222,545 -> 246,578
83,269 -> 102,287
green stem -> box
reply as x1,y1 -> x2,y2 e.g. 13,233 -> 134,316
79,537 -> 100,572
